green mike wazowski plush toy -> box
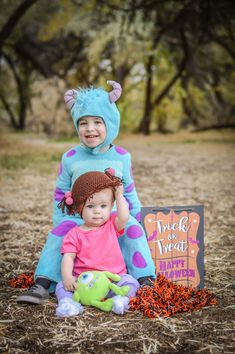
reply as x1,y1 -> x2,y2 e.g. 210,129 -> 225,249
73,271 -> 130,312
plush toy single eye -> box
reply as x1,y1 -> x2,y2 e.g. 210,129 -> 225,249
80,272 -> 94,284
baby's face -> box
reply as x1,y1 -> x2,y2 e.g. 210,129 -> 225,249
82,188 -> 114,227
78,116 -> 106,148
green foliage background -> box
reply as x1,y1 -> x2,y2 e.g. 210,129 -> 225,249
0,0 -> 234,135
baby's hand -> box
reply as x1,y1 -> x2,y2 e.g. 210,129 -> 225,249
63,275 -> 77,292
115,184 -> 124,197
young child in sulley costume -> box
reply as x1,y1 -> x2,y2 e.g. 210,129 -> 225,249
55,170 -> 139,317
17,80 -> 155,305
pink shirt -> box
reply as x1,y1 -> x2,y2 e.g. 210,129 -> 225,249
61,214 -> 127,276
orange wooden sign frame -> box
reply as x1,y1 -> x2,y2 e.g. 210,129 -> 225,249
142,205 -> 204,288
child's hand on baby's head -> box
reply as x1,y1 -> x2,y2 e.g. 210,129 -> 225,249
63,276 -> 77,292
115,184 -> 124,197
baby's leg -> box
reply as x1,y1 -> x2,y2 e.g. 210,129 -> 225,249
55,281 -> 83,317
116,274 -> 140,297
55,281 -> 73,302
118,215 -> 156,282
110,274 -> 140,315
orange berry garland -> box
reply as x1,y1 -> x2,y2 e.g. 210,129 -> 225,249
8,272 -> 34,289
129,274 -> 217,318
9,272 -> 217,318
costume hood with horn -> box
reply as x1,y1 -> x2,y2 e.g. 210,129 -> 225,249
64,81 -> 122,154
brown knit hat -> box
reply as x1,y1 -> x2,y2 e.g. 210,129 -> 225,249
58,170 -> 122,216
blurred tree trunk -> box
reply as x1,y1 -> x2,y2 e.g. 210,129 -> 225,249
181,74 -> 199,128
0,0 -> 38,53
0,91 -> 17,129
114,64 -> 131,88
1,52 -> 31,130
138,54 -> 187,135
138,4 -> 191,135
138,55 -> 153,135
0,0 -> 38,130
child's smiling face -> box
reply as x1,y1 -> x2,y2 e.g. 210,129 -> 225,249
78,116 -> 106,148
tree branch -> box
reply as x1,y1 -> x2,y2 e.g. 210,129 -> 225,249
210,34 -> 235,61
153,29 -> 190,107
12,42 -> 53,78
0,0 -> 38,51
2,51 -> 28,129
0,91 -> 17,129
153,56 -> 187,106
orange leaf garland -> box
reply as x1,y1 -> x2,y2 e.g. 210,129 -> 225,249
129,274 -> 217,318
8,271 -> 34,288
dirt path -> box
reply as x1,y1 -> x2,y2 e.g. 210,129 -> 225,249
0,131 -> 235,353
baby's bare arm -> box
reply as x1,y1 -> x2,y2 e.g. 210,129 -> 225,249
115,185 -> 130,231
61,253 -> 77,291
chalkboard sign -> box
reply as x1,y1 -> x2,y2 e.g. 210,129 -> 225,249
142,205 -> 204,288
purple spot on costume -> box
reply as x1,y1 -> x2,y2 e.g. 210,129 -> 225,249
54,187 -> 65,202
51,221 -> 77,237
126,225 -> 143,239
135,212 -> 141,222
125,182 -> 134,193
132,251 -> 147,268
66,149 -> 76,157
115,146 -> 127,155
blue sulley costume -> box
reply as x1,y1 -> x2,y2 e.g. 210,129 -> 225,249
35,81 -> 155,291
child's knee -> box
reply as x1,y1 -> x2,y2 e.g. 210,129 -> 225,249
119,274 -> 140,297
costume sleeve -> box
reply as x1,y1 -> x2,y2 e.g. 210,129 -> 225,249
61,229 -> 80,255
52,152 -> 72,226
122,152 -> 142,222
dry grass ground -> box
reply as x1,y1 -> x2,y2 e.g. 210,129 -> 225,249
0,130 -> 235,354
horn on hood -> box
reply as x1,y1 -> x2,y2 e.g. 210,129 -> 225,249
107,80 -> 122,103
64,89 -> 77,109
